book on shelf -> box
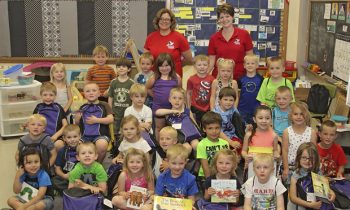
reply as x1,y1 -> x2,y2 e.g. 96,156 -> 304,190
153,195 -> 192,210
211,179 -> 238,203
126,185 -> 148,209
18,182 -> 38,203
311,172 -> 331,203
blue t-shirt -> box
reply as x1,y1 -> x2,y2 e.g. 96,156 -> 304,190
272,107 -> 290,137
20,169 -> 52,189
214,105 -> 239,139
155,169 -> 198,198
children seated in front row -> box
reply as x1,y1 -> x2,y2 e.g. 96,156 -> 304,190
68,142 -> 108,194
8,148 -> 54,210
16,114 -> 57,173
317,120 -> 348,178
156,87 -> 200,154
34,82 -> 68,150
112,148 -> 154,210
75,82 -> 114,163
197,111 -> 229,178
242,153 -> 286,210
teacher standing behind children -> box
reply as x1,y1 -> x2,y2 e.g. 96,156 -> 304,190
208,3 -> 253,80
144,8 -> 193,77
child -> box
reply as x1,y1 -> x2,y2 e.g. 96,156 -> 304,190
53,124 -> 80,193
289,142 -> 336,209
75,82 -> 114,163
197,111 -> 229,178
134,52 -> 154,107
156,87 -> 200,154
213,87 -> 242,152
15,114 -> 57,173
317,120 -> 347,178
210,58 -> 239,110
86,45 -> 116,101
256,56 -> 295,108
7,148 -> 54,210
282,102 -> 317,183
155,144 -> 199,207
186,54 -> 215,126
68,142 -> 108,194
112,148 -> 154,210
237,54 -> 263,124
112,115 -> 152,164
201,149 -> 243,209
153,126 -> 178,178
50,63 -> 73,113
108,57 -> 134,137
272,86 -> 292,138
242,153 -> 286,210
146,53 -> 182,142
34,82 -> 68,150
241,105 -> 280,166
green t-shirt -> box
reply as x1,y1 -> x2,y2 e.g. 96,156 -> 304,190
69,162 -> 107,186
196,137 -> 229,177
108,78 -> 134,120
256,77 -> 295,107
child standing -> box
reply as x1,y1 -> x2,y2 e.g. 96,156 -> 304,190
112,148 -> 154,210
146,53 -> 182,142
34,82 -> 68,150
108,57 -> 134,137
156,87 -> 200,154
289,142 -> 336,209
256,56 -> 294,108
282,102 -> 317,183
7,148 -> 54,210
242,153 -> 286,210
86,45 -> 116,101
50,63 -> 72,113
186,54 -> 215,126
317,120 -> 347,178
155,144 -> 199,207
75,82 -> 114,163
272,86 -> 293,139
237,54 -> 263,124
68,142 -> 108,194
112,115 -> 152,164
197,111 -> 229,178
134,52 -> 154,107
210,58 -> 239,110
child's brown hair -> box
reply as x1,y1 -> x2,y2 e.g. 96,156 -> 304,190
123,148 -> 153,182
295,142 -> 320,174
120,115 -> 141,139
201,111 -> 222,129
319,120 -> 337,132
93,45 -> 109,57
211,149 -> 238,176
77,142 -> 97,154
40,82 -> 57,96
116,57 -> 132,69
194,54 -> 209,64
289,102 -> 311,126
63,124 -> 80,136
218,87 -> 236,100
267,56 -> 284,68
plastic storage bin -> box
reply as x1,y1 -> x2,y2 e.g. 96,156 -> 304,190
1,118 -> 27,136
0,80 -> 41,104
3,64 -> 23,82
1,102 -> 39,120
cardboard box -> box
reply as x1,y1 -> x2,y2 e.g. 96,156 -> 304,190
295,88 -> 310,102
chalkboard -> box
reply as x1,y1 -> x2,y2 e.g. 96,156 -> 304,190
308,1 -> 350,82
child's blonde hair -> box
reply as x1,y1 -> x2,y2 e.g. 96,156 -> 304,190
50,63 -> 67,84
123,148 -> 153,182
160,126 -> 178,141
129,83 -> 147,97
166,144 -> 189,161
63,124 -> 80,136
289,102 -> 311,126
244,54 -> 259,64
77,142 -> 97,154
40,82 -> 57,96
120,115 -> 141,140
139,52 -> 154,64
83,82 -> 100,91
295,142 -> 319,174
253,153 -> 274,168
169,87 -> 185,99
275,86 -> 292,98
194,54 -> 209,64
211,149 -> 237,176
217,58 -> 235,71
28,114 -> 47,127
267,56 -> 284,68
93,45 -> 109,56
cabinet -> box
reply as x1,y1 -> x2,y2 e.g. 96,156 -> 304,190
0,80 -> 41,137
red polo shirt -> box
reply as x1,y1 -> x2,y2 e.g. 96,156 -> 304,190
208,27 -> 253,80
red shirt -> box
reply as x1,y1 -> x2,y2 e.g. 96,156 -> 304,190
208,27 -> 253,80
144,30 -> 190,77
187,74 -> 215,112
317,143 -> 348,177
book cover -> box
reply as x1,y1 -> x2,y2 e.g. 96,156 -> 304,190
126,185 -> 148,209
153,196 -> 192,210
311,172 -> 331,203
18,182 -> 38,202
211,179 -> 237,203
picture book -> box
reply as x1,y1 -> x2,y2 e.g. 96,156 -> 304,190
153,196 -> 192,210
211,179 -> 238,203
126,185 -> 148,209
311,172 -> 331,203
18,182 -> 38,202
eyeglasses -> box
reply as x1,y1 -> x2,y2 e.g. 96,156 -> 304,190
301,156 -> 312,161
159,18 -> 171,22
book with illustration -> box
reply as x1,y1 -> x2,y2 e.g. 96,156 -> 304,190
311,172 -> 331,203
153,196 -> 192,210
211,179 -> 238,203
126,185 -> 148,209
18,182 -> 38,202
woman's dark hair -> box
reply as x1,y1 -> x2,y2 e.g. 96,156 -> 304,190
217,3 -> 235,18
248,105 -> 272,143
153,8 -> 177,31
18,148 -> 43,169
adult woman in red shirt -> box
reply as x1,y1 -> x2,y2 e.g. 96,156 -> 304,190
208,3 -> 254,80
144,8 -> 193,77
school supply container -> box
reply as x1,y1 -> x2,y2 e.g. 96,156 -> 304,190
3,64 -> 23,82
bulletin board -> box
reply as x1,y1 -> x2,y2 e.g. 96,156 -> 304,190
308,1 -> 350,83
170,0 -> 287,61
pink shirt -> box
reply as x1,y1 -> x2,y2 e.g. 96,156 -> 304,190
125,172 -> 148,192
249,128 -> 275,148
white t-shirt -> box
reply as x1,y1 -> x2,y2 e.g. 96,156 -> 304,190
118,138 -> 152,156
242,175 -> 286,210
124,105 -> 153,133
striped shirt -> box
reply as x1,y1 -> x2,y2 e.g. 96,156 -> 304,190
86,65 -> 116,94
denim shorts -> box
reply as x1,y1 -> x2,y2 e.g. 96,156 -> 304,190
16,195 -> 54,210
81,135 -> 110,143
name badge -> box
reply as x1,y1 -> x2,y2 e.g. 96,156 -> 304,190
172,123 -> 182,129
63,161 -> 76,171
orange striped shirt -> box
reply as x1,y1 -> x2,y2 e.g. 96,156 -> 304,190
86,65 -> 116,94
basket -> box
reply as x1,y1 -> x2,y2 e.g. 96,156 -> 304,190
17,73 -> 35,85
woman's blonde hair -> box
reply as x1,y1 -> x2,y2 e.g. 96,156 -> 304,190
120,115 -> 141,140
50,63 -> 67,84
211,149 -> 238,176
123,148 -> 153,182
289,102 -> 311,126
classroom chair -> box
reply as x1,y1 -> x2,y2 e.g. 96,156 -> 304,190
310,83 -> 337,123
